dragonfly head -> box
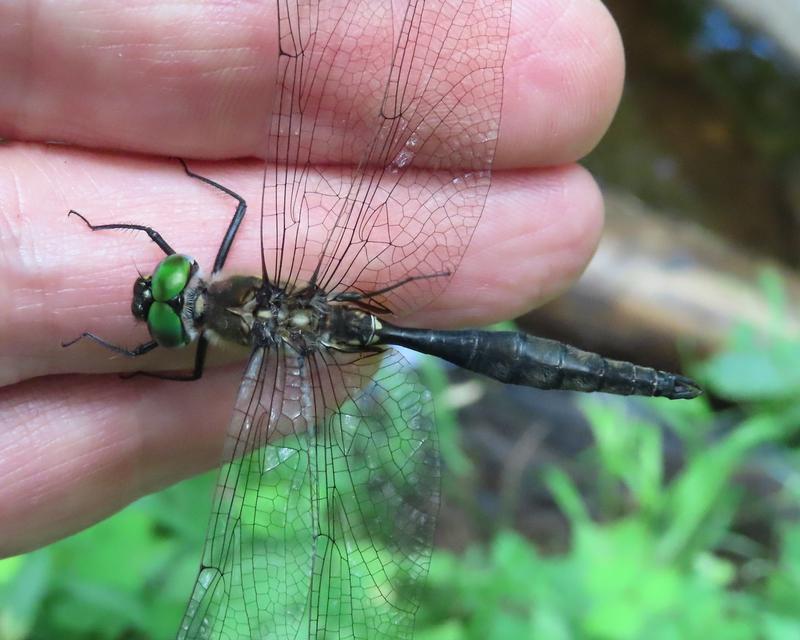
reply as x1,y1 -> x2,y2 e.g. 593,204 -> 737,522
132,253 -> 198,348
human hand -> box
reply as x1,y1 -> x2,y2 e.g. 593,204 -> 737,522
0,0 -> 623,555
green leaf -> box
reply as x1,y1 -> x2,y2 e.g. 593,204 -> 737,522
0,551 -> 51,640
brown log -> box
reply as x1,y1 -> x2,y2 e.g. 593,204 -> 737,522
517,189 -> 800,372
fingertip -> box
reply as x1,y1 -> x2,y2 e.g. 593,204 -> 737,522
416,163 -> 605,326
500,0 -> 625,166
557,163 -> 606,274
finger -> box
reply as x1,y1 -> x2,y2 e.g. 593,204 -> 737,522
0,366 -> 242,556
0,144 -> 602,384
0,0 -> 623,167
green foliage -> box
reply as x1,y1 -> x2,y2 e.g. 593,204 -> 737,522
0,473 -> 213,639
414,274 -> 800,640
695,270 -> 800,404
416,398 -> 800,639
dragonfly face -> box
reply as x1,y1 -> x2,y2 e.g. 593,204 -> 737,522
131,253 -> 199,349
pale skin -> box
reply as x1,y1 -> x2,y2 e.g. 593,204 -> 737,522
0,0 -> 625,555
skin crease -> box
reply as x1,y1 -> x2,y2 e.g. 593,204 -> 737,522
0,0 -> 624,555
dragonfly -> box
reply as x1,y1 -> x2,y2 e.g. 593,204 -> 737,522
65,0 -> 700,638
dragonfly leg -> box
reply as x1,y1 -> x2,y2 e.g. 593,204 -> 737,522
123,336 -> 209,382
334,271 -> 451,302
178,159 -> 247,275
67,209 -> 176,256
62,332 -> 159,357
333,271 -> 451,313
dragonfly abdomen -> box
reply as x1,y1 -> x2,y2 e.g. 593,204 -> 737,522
377,324 -> 700,400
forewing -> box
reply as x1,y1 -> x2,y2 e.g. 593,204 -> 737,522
262,0 -> 511,313
178,347 -> 438,639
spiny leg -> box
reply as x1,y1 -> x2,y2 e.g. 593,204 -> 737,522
67,209 -> 176,255
333,271 -> 451,313
62,333 -> 158,357
178,159 -> 247,275
63,333 -> 209,382
124,337 -> 209,382
69,158 -> 248,273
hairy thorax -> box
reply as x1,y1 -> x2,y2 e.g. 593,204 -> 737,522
188,275 -> 379,355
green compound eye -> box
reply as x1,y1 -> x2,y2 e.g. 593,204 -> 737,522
147,301 -> 188,348
152,254 -> 193,302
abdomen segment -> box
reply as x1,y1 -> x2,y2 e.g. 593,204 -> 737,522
376,324 -> 700,400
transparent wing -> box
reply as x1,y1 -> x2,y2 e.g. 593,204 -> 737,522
179,1 -> 509,637
178,346 -> 439,639
262,0 -> 511,313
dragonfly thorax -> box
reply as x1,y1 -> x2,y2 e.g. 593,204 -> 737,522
194,277 -> 381,356
249,283 -> 330,354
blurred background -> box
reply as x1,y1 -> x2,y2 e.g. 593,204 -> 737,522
3,0 -> 800,638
